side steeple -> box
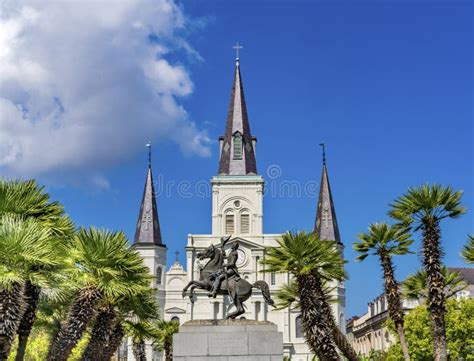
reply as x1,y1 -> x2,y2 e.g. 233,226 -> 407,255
134,143 -> 164,246
218,58 -> 257,175
314,144 -> 342,245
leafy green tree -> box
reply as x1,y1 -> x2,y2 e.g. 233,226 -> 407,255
46,228 -> 150,361
403,266 -> 467,300
461,235 -> 474,264
389,184 -> 466,361
153,320 -> 180,361
387,298 -> 474,360
0,215 -> 60,359
262,231 -> 347,360
0,179 -> 74,361
354,222 -> 413,361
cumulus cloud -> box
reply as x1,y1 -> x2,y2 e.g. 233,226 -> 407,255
0,0 -> 211,188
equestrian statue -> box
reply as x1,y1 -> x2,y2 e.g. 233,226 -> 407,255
182,235 -> 274,319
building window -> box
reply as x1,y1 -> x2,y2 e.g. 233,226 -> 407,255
233,133 -> 243,160
156,267 -> 162,285
240,214 -> 250,234
225,214 -> 235,234
171,316 -> 180,324
295,315 -> 304,338
271,272 -> 276,285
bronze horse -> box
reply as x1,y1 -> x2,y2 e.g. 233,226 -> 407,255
182,243 -> 274,319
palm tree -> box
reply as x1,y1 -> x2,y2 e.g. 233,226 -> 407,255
101,321 -> 125,361
403,266 -> 468,300
81,279 -> 156,360
80,304 -> 118,361
389,184 -> 466,361
0,179 -> 74,361
125,321 -> 157,361
46,227 -> 150,361
354,222 -> 413,361
262,231 -> 346,360
0,215 -> 59,359
274,281 -> 359,361
154,320 -> 180,361
461,235 -> 474,264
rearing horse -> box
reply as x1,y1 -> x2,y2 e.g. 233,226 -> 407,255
182,244 -> 274,319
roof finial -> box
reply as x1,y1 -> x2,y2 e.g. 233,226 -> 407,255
175,250 -> 179,263
233,42 -> 243,63
319,142 -> 326,165
146,142 -> 152,168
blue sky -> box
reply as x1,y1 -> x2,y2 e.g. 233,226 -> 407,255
1,0 -> 472,318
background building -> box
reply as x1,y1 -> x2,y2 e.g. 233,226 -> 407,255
129,58 -> 347,360
346,268 -> 474,356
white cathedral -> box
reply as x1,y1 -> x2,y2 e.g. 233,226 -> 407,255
128,58 -> 346,361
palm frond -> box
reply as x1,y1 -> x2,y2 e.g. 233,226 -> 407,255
389,184 -> 467,228
68,227 -> 153,299
354,222 -> 413,262
402,266 -> 468,300
262,231 -> 346,282
274,280 -> 337,310
0,215 -> 60,290
0,179 -> 75,238
461,235 -> 474,264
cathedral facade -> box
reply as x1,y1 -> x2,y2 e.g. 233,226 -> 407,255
130,58 -> 346,361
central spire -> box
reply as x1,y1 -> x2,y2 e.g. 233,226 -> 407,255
218,59 -> 257,175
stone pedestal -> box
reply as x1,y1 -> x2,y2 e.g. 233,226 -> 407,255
173,319 -> 283,361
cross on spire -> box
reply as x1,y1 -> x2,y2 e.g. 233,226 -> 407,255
233,42 -> 243,60
175,251 -> 179,263
319,142 -> 326,165
146,142 -> 152,168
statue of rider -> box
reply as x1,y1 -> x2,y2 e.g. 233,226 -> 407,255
208,242 -> 240,298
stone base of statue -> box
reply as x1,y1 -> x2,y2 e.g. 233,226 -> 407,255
173,319 -> 283,361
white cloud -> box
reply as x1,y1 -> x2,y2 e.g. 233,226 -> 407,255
0,0 -> 211,187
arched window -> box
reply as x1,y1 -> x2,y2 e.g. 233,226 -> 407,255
156,267 -> 162,285
225,213 -> 235,234
270,272 -> 276,286
171,316 -> 180,324
240,213 -> 250,234
233,133 -> 243,160
295,315 -> 304,338
339,313 -> 345,332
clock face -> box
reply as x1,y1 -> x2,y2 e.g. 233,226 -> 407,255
235,249 -> 247,268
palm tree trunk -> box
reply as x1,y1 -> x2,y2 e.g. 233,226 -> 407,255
0,283 -> 25,360
101,321 -> 125,361
15,281 -> 41,361
164,341 -> 172,361
422,219 -> 448,361
379,250 -> 410,361
396,323 -> 410,360
331,324 -> 359,361
46,286 -> 102,361
132,338 -> 147,361
297,273 -> 340,361
81,305 -> 116,361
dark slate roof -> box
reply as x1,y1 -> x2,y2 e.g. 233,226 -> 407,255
449,267 -> 474,285
218,60 -> 258,175
134,165 -> 164,246
314,161 -> 342,245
